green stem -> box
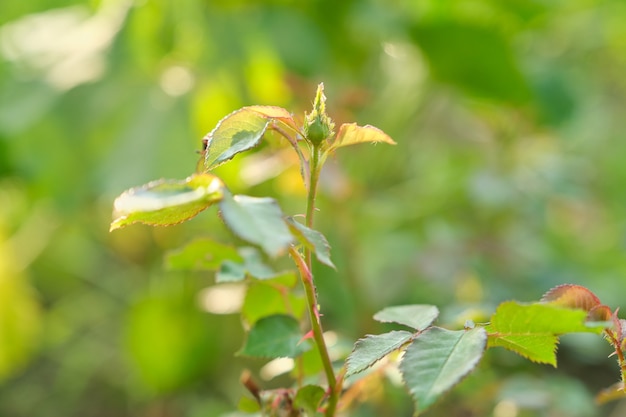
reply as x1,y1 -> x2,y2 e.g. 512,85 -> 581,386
289,246 -> 338,415
298,143 -> 339,416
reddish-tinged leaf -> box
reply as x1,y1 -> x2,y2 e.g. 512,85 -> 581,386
541,284 -> 601,312
247,105 -> 300,133
587,304 -> 612,322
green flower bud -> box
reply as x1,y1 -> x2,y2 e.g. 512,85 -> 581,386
303,83 -> 335,146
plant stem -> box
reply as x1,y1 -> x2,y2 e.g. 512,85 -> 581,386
296,143 -> 338,416
289,246 -> 337,415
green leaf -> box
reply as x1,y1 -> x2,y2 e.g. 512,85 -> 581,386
219,192 -> 294,257
238,314 -> 310,358
164,238 -> 242,271
373,304 -> 439,331
203,108 -> 271,170
329,123 -> 396,151
400,327 -> 487,414
110,173 -> 224,231
294,385 -> 325,416
241,278 -> 306,325
215,248 -> 289,283
345,330 -> 413,377
285,217 -> 335,268
485,301 -> 605,366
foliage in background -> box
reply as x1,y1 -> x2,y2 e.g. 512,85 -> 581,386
2,0 -> 626,416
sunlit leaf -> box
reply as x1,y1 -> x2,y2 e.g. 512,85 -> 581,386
219,192 -> 294,257
110,173 -> 224,230
294,385 -> 325,416
165,238 -> 241,271
400,327 -> 487,413
247,105 -> 300,133
203,108 -> 271,170
329,123 -> 396,151
238,314 -> 310,358
345,330 -> 413,377
541,284 -> 602,312
373,304 -> 439,331
486,302 -> 605,366
285,217 -> 334,268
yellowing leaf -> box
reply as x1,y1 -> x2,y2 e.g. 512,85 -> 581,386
330,123 -> 396,151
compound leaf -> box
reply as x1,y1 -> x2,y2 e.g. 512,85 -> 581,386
400,327 -> 487,414
373,305 -> 439,331
345,330 -> 413,377
110,174 -> 224,230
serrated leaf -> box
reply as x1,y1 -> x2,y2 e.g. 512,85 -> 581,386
346,330 -> 413,377
247,105 -> 300,133
485,302 -> 605,366
541,284 -> 602,312
238,314 -> 310,358
285,217 -> 334,268
203,108 -> 271,170
373,305 -> 439,331
110,174 -> 224,231
219,192 -> 294,257
400,327 -> 487,414
329,123 -> 396,151
165,238 -> 242,271
294,385 -> 325,416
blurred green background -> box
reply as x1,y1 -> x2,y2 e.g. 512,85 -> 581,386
2,0 -> 626,416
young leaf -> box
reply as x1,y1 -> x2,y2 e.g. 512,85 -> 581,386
285,217 -> 335,268
238,314 -> 310,358
219,192 -> 294,257
203,108 -> 271,170
247,105 -> 300,133
541,284 -> 602,312
110,173 -> 224,231
485,301 -> 605,366
373,305 -> 439,331
345,330 -> 413,377
293,385 -> 325,416
400,327 -> 487,414
329,123 -> 396,151
164,238 -> 242,271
